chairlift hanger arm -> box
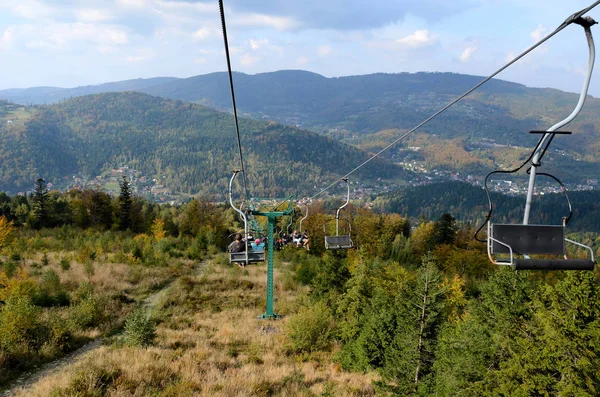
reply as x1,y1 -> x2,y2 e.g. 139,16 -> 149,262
336,178 -> 350,236
299,204 -> 309,233
523,19 -> 596,225
228,170 -> 249,264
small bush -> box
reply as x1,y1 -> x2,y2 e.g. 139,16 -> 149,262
2,260 -> 18,278
0,296 -> 43,352
58,363 -> 122,397
123,308 -> 156,347
285,301 -> 334,353
9,252 -> 22,262
41,252 -> 50,267
42,310 -> 73,352
83,261 -> 95,278
59,257 -> 71,271
34,270 -> 70,307
69,283 -> 105,328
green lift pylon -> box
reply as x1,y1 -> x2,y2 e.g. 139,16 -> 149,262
253,208 -> 291,319
229,171 -> 293,320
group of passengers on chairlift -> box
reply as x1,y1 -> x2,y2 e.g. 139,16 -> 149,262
275,230 -> 310,251
228,232 -> 265,253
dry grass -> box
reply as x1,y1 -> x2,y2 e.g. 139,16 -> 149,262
22,250 -> 192,299
13,260 -> 378,396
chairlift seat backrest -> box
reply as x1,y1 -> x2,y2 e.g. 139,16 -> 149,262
491,224 -> 565,255
230,251 -> 265,264
325,235 -> 353,250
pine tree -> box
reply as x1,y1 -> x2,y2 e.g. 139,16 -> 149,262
433,213 -> 457,246
32,178 -> 48,229
380,253 -> 447,395
118,176 -> 132,231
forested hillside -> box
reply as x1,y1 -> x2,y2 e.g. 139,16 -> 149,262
374,181 -> 600,233
3,71 -> 599,184
0,93 -> 407,197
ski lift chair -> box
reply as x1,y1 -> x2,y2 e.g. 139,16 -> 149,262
324,178 -> 354,250
228,171 -> 265,265
479,17 -> 597,271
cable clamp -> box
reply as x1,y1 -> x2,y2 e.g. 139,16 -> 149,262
573,16 -> 598,27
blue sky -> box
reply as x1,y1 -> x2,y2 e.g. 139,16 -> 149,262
1,0 -> 600,95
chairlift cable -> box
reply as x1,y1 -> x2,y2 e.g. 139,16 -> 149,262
308,1 -> 600,201
218,0 -> 250,201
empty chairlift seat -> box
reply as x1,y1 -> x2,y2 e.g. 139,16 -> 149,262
489,224 -> 595,270
325,235 -> 353,250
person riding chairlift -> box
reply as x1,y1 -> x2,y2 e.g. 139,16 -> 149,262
292,230 -> 302,247
228,233 -> 245,253
251,238 -> 265,251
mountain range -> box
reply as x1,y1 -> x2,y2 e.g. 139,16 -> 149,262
0,92 -> 406,198
0,70 -> 599,195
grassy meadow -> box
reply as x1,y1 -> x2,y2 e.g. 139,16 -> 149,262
8,252 -> 377,396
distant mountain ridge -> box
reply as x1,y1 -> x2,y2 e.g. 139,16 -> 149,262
0,92 -> 408,197
0,77 -> 178,105
2,70 -> 599,185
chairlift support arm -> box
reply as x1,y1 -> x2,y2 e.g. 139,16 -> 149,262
523,17 -> 597,225
299,204 -> 309,233
336,178 -> 350,236
229,170 -> 249,264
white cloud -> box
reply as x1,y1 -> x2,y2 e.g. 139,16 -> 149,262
395,30 -> 437,49
0,28 -> 14,50
297,56 -> 310,65
126,48 -> 157,62
318,45 -> 332,56
100,28 -> 128,46
249,38 -> 269,50
193,27 -> 218,41
117,0 -> 147,9
11,0 -> 54,19
240,53 -> 259,66
460,46 -> 476,63
231,13 -> 300,31
75,9 -> 114,23
194,57 -> 208,64
20,23 -> 128,52
530,25 -> 547,42
155,1 -> 215,12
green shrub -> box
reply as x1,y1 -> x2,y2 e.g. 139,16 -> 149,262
41,252 -> 50,267
285,301 -> 334,353
9,252 -> 22,262
57,363 -> 122,397
34,270 -> 70,307
83,261 -> 95,278
69,283 -> 105,328
59,257 -> 71,271
185,237 -> 206,260
42,310 -> 73,352
123,308 -> 156,347
0,296 -> 44,352
132,245 -> 143,261
2,260 -> 18,278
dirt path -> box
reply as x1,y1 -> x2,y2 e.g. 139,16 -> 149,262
1,261 -> 205,396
